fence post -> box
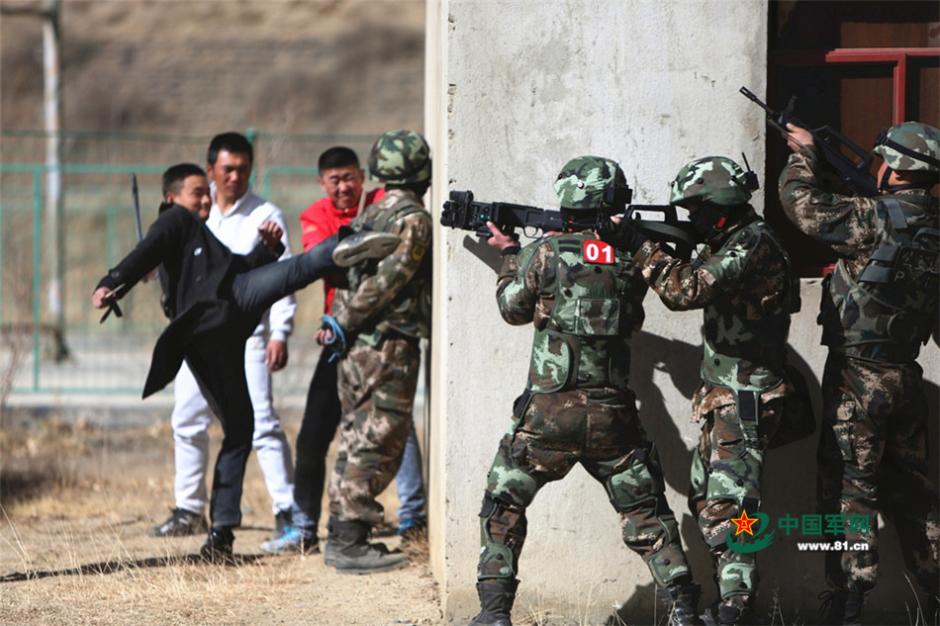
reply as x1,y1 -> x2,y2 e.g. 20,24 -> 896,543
32,169 -> 42,391
43,0 -> 69,362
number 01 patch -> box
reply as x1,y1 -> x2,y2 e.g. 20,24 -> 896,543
582,240 -> 615,264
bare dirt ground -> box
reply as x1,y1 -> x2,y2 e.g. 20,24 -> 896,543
0,415 -> 442,625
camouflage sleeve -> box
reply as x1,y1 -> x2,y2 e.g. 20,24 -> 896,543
333,211 -> 431,333
778,146 -> 877,255
495,241 -> 545,325
633,236 -> 749,311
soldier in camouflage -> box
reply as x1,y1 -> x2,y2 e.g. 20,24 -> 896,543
322,129 -> 433,574
470,156 -> 702,626
605,156 -> 800,625
780,121 -> 940,625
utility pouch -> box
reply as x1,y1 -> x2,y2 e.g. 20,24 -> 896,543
768,364 -> 817,449
736,390 -> 760,450
512,389 -> 534,420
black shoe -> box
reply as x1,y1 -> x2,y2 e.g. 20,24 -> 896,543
199,527 -> 235,563
818,589 -> 865,626
328,519 -> 408,574
469,578 -> 517,626
273,509 -> 292,539
660,580 -> 704,625
149,508 -> 208,538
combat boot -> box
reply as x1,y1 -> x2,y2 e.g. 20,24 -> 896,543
659,580 -> 704,625
715,600 -> 754,626
332,230 -> 401,267
818,588 -> 865,626
468,578 -> 517,626
328,519 -> 408,574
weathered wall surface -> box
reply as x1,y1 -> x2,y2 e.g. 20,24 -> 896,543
426,1 -> 939,624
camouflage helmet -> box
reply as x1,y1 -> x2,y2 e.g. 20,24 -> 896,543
554,156 -> 629,210
669,156 -> 755,207
872,122 -> 940,173
367,129 -> 431,184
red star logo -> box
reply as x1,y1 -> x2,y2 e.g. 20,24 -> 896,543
731,510 -> 759,536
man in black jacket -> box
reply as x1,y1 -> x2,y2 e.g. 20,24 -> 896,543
92,163 -> 398,560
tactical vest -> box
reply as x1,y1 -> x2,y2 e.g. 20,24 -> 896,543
526,233 -> 641,394
699,221 -> 800,393
347,190 -> 432,342
820,194 -> 939,364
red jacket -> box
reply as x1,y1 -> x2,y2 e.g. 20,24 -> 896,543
299,187 -> 384,313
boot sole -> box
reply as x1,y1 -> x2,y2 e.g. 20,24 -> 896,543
332,234 -> 400,267
334,558 -> 409,575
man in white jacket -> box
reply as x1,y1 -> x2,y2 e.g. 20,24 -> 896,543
150,132 -> 298,541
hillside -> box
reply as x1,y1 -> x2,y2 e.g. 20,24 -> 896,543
1,0 -> 425,138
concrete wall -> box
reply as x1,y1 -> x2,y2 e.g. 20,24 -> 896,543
425,1 -> 939,623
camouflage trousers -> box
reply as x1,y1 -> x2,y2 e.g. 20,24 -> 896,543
328,335 -> 420,525
688,397 -> 783,606
477,387 -> 691,587
817,354 -> 940,595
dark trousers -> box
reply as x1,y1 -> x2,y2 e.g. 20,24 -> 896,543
184,331 -> 253,529
232,235 -> 338,323
181,236 -> 340,530
292,348 -> 343,531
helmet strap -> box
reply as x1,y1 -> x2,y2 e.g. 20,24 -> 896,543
689,203 -> 735,241
878,165 -> 922,193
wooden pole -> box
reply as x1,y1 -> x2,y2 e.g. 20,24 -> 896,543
42,0 -> 68,360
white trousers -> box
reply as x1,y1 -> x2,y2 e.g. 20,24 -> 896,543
171,336 -> 295,515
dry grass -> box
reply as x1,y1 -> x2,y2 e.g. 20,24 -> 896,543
0,417 -> 442,625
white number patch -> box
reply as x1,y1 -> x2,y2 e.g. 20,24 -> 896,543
582,240 -> 614,265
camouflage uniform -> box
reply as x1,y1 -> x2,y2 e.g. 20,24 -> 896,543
328,132 -> 432,527
779,129 -> 940,598
600,156 -> 797,622
477,159 -> 693,594
635,210 -> 797,609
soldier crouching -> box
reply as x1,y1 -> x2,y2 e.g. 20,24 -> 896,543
470,156 -> 701,626
604,156 -> 801,625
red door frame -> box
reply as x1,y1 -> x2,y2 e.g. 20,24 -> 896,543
770,47 -> 940,123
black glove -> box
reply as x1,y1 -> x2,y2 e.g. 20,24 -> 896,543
601,219 -> 649,255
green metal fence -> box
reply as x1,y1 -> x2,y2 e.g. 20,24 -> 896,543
0,128 -> 376,395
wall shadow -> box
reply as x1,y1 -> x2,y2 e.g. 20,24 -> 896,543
612,334 -> 940,623
614,336 -> 827,622
0,553 -> 265,584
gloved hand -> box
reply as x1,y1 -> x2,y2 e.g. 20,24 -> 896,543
601,218 -> 649,255
320,315 -> 348,362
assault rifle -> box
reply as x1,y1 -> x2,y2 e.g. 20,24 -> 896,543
440,190 -> 563,238
441,190 -> 698,271
739,86 -> 879,197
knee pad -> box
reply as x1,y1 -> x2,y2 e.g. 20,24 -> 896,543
706,453 -> 761,511
606,447 -> 665,514
478,491 -> 527,580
